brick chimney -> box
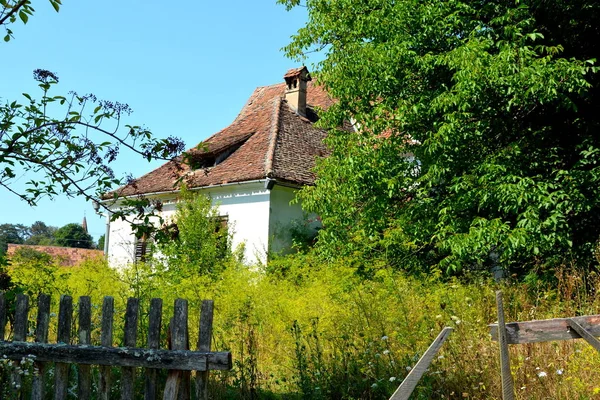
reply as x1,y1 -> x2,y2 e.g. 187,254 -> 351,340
284,66 -> 311,117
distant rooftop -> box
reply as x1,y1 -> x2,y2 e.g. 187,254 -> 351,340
7,244 -> 104,267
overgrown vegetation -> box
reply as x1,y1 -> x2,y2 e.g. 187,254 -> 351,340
3,254 -> 600,399
280,0 -> 600,277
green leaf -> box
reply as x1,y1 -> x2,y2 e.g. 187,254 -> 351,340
19,10 -> 28,24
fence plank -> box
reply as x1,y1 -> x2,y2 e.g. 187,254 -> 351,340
145,298 -> 163,400
490,314 -> 600,344
55,295 -> 73,400
496,291 -> 515,400
13,293 -> 29,398
178,310 -> 191,400
99,296 -> 115,400
567,318 -> 600,353
78,296 -> 92,400
0,342 -> 232,370
195,300 -> 214,400
164,299 -> 189,400
13,293 -> 29,341
389,327 -> 452,400
122,297 -> 140,400
0,291 -> 6,340
32,294 -> 50,400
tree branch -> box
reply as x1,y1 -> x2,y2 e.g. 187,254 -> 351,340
0,0 -> 29,26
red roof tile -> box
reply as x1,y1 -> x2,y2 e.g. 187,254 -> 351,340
108,76 -> 336,197
7,244 -> 104,267
283,66 -> 309,79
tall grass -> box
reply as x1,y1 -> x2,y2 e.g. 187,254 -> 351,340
5,255 -> 600,399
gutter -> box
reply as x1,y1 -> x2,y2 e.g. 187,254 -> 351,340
99,179 -> 269,204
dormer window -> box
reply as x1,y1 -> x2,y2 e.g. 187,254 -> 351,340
189,138 -> 249,171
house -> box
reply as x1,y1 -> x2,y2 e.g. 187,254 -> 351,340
102,67 -> 339,266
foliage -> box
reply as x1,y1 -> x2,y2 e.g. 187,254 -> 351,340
0,221 -> 58,256
0,223 -> 27,256
9,251 -> 124,303
97,234 -> 105,250
9,246 -> 64,297
54,223 -> 94,249
280,0 -> 600,275
25,221 -> 56,245
7,245 -> 600,398
153,188 -> 237,278
0,1 -> 185,233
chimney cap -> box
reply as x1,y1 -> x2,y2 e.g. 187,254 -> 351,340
283,66 -> 311,81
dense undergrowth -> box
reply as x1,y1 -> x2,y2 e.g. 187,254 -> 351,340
3,252 -> 600,399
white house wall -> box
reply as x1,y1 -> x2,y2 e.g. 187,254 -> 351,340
207,182 -> 271,264
268,185 -> 319,255
106,181 -> 272,268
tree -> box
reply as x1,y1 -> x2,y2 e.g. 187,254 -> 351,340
0,223 -> 28,256
155,188 -> 233,278
25,221 -> 56,245
54,223 -> 94,249
282,0 -> 600,274
1,1 -> 184,222
97,234 -> 105,251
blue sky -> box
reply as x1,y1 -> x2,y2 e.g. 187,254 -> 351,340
1,0 -> 317,241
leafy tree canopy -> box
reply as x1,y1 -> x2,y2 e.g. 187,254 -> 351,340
25,221 -> 57,245
97,234 -> 105,251
1,1 -> 185,225
281,0 -> 600,274
0,223 -> 28,256
54,223 -> 94,249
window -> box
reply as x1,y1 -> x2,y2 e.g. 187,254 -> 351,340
214,216 -> 228,234
134,234 -> 153,263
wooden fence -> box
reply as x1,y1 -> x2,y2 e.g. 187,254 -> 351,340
490,290 -> 600,400
0,293 -> 232,400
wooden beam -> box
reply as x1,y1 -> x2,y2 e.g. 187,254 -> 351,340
389,327 -> 453,400
0,342 -> 232,371
195,300 -> 214,400
490,314 -> 600,344
496,291 -> 515,400
567,319 -> 600,353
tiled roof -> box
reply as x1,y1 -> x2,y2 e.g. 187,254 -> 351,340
283,66 -> 309,79
108,77 -> 335,197
7,244 -> 104,267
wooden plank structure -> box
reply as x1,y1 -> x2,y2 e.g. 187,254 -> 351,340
0,292 -> 232,400
389,327 -> 453,400
490,291 -> 600,400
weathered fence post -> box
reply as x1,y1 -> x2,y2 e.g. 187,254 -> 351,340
121,297 -> 140,400
0,291 -> 6,340
78,296 -> 92,400
164,299 -> 189,400
496,291 -> 515,400
13,294 -> 29,398
145,298 -> 163,400
32,293 -> 50,400
55,295 -> 73,400
196,300 -> 214,400
99,296 -> 114,400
